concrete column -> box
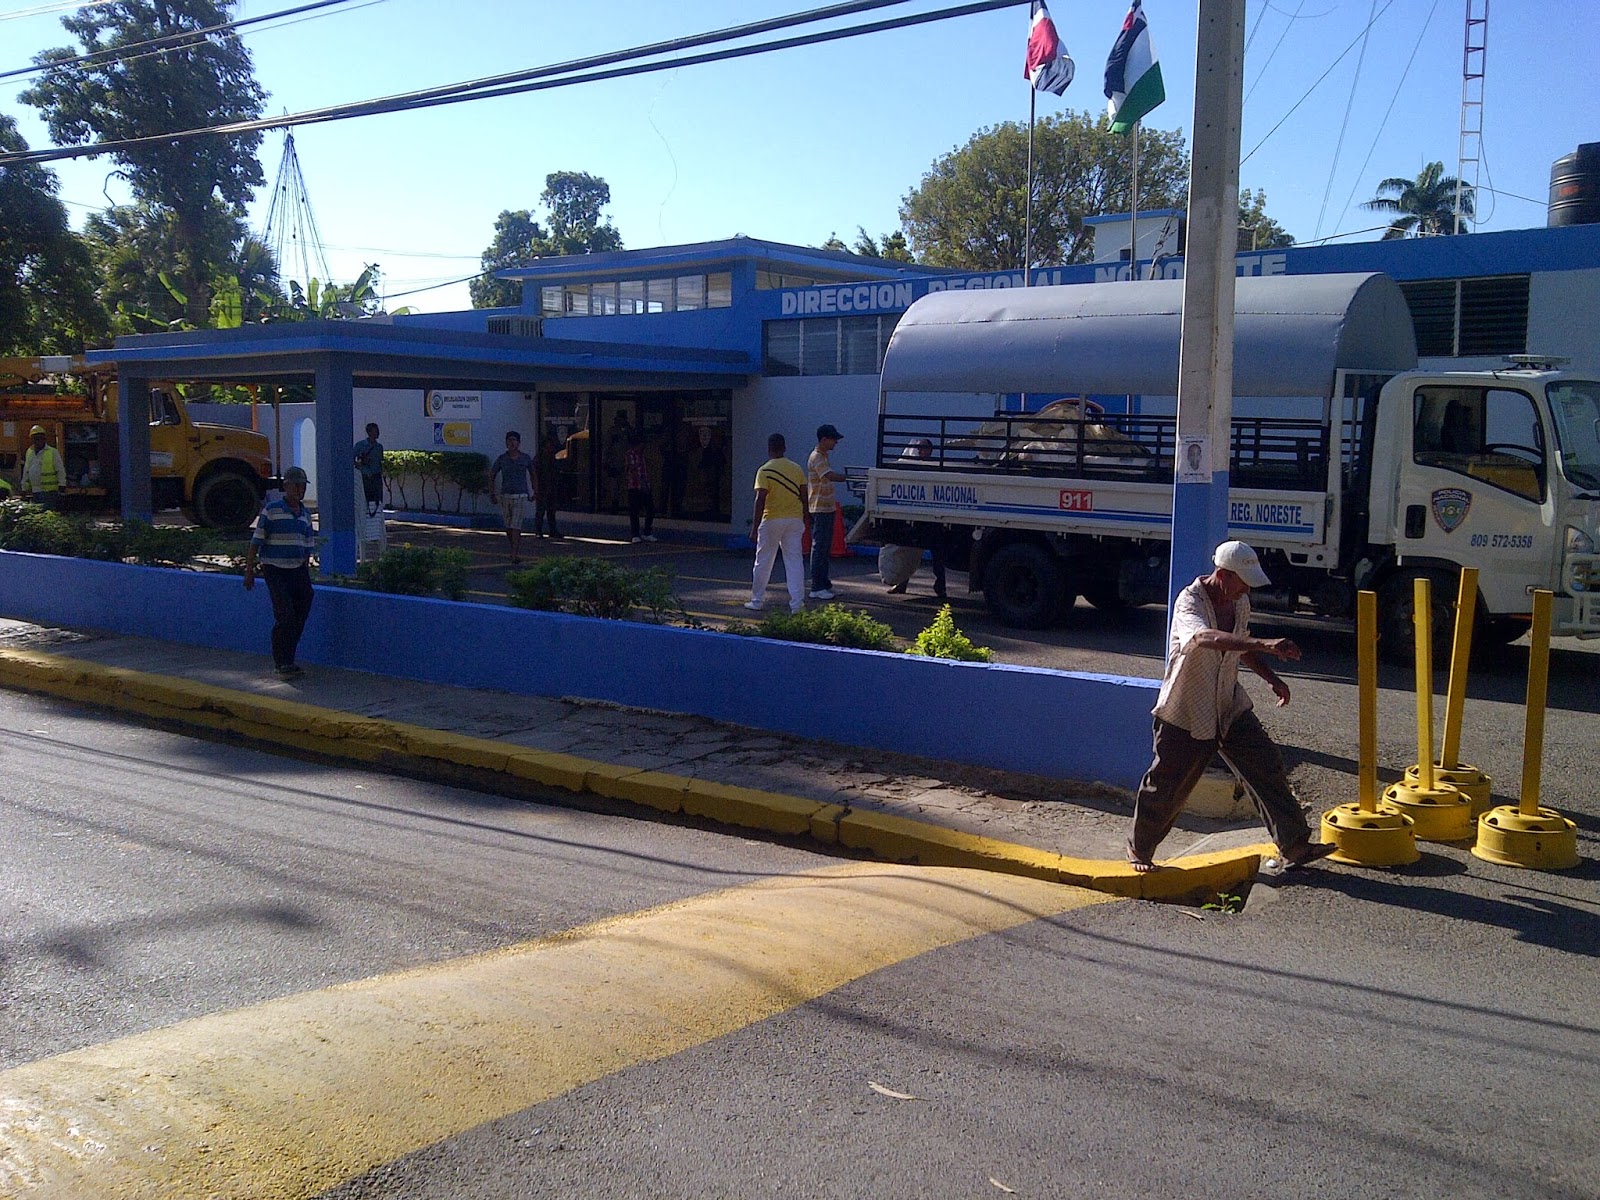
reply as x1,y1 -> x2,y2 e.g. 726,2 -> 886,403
1168,0 -> 1245,613
314,355 -> 357,577
117,373 -> 153,522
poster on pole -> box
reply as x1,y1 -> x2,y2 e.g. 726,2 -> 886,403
1178,436 -> 1210,482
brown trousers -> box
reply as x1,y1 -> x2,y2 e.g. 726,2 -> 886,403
1130,711 -> 1311,862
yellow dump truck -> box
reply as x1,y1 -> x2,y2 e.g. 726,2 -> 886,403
0,355 -> 272,530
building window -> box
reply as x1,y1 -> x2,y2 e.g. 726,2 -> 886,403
762,314 -> 902,376
563,282 -> 590,315
589,281 -> 618,316
619,279 -> 645,315
1399,275 -> 1529,358
707,272 -> 733,308
676,275 -> 706,311
539,286 -> 563,316
646,277 -> 672,313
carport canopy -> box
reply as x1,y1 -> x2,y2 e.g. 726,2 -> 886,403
878,271 -> 1418,399
85,318 -> 753,575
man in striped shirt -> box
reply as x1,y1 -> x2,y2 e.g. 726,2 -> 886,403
243,466 -> 317,678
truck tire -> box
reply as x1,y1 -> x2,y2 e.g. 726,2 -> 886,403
1377,568 -> 1457,667
193,469 -> 262,531
983,543 -> 1068,629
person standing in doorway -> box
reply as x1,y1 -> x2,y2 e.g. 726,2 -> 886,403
533,424 -> 564,541
807,423 -> 846,600
243,465 -> 316,678
604,409 -> 631,513
20,426 -> 65,510
489,430 -> 535,563
746,433 -> 808,615
625,429 -> 657,543
353,422 -> 384,514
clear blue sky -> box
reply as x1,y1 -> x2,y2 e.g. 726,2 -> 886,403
2,0 -> 1594,312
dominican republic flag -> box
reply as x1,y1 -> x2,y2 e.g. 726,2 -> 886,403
1024,1 -> 1075,96
1104,0 -> 1165,134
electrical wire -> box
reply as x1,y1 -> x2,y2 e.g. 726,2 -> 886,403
0,0 -> 118,22
0,0 -> 1028,169
1243,0 -> 1306,106
0,0 -> 362,83
1313,0 -> 1380,241
1241,0 -> 1397,166
1332,0 -> 1440,236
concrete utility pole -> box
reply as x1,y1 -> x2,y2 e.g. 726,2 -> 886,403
1168,0 -> 1245,611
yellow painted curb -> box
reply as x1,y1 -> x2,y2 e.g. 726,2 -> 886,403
0,646 -> 1263,903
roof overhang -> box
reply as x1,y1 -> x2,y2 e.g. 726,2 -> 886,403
84,319 -> 754,391
879,272 -> 1418,397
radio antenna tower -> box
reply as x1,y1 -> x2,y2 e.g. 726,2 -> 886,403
1455,0 -> 1488,234
261,128 -> 331,292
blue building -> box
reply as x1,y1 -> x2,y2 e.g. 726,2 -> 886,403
88,221 -> 1600,573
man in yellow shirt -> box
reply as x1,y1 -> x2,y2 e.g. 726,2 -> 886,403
807,423 -> 847,599
746,433 -> 809,614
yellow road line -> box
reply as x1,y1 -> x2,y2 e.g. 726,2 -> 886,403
0,863 -> 1110,1199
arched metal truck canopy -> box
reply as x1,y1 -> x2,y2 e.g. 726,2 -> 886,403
878,272 -> 1417,398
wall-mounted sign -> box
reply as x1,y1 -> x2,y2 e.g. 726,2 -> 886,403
432,421 -> 473,448
425,389 -> 482,419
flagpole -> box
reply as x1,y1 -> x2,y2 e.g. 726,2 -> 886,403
1129,121 -> 1140,280
1024,88 -> 1036,286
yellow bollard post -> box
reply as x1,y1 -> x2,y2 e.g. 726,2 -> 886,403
1322,590 -> 1419,865
1474,591 -> 1580,869
1404,567 -> 1492,813
1382,576 -> 1473,840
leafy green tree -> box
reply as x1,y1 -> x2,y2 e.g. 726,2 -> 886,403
82,199 -> 254,333
1362,161 -> 1475,239
470,172 -> 623,308
822,227 -> 915,262
1238,188 -> 1295,250
0,115 -> 107,353
899,112 -> 1189,269
21,0 -> 268,325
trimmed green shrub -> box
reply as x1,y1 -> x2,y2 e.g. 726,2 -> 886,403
505,558 -> 689,624
355,544 -> 473,600
0,509 -> 87,557
725,603 -> 895,651
908,604 -> 993,662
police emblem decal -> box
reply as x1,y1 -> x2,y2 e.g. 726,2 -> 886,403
1431,487 -> 1472,533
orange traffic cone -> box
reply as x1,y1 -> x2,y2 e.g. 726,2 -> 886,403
830,509 -> 850,559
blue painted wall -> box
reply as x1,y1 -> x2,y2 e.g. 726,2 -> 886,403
0,551 -> 1158,790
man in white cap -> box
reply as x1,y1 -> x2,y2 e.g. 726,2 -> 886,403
1127,540 -> 1336,873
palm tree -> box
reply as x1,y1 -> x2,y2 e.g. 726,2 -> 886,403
1362,161 -> 1475,239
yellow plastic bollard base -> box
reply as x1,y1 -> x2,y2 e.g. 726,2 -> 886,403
1403,762 -> 1493,816
1472,805 -> 1581,870
1382,779 -> 1476,842
1320,802 -> 1420,867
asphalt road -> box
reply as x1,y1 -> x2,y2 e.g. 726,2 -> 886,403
4,687 -> 1598,1199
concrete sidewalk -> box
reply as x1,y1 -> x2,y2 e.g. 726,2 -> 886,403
0,618 -> 1277,903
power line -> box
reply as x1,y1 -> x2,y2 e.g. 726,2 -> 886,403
0,0 -> 117,23
0,0 -> 1028,169
0,0 -> 362,84
1313,0 -> 1381,241
1241,0 -> 1398,166
1331,0 -> 1440,237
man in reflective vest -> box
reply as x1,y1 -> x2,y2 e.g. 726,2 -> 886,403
21,426 -> 65,509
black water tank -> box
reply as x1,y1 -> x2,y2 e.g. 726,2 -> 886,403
1549,142 -> 1600,226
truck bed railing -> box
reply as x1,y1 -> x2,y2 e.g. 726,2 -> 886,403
877,411 -> 1330,492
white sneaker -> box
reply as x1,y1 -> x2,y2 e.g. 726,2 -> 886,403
643,534 -> 658,542
743,601 -> 764,611
631,536 -> 643,543
808,589 -> 835,600
790,604 -> 804,614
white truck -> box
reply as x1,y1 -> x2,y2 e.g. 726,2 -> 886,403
860,273 -> 1600,659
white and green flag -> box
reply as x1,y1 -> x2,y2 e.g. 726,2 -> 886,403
1103,0 -> 1165,135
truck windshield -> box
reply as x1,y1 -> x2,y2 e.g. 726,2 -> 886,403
1547,381 -> 1600,491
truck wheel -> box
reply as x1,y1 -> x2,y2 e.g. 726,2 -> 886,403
983,543 -> 1067,629
193,470 -> 262,531
1377,569 -> 1456,666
